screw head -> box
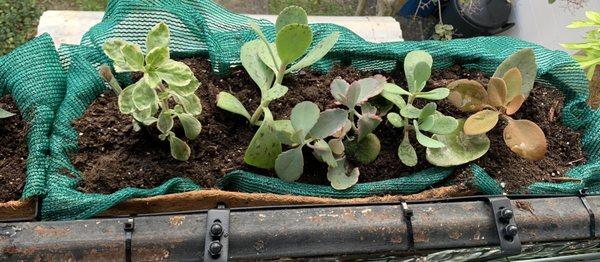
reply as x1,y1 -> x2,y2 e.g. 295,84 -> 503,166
505,225 -> 518,237
500,209 -> 514,221
210,223 -> 223,237
209,241 -> 223,256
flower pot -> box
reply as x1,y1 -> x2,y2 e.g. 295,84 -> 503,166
441,0 -> 514,37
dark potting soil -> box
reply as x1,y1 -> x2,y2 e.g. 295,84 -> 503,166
73,57 -> 586,195
0,96 -> 28,202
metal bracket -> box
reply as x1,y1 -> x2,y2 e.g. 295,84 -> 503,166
579,188 -> 596,239
124,217 -> 135,262
487,196 -> 521,256
400,202 -> 415,253
204,204 -> 230,262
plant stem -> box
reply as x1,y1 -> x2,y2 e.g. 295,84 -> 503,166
250,64 -> 286,125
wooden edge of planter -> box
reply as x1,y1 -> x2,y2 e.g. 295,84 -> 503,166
99,184 -> 475,217
0,198 -> 37,222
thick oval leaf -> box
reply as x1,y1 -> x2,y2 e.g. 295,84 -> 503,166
487,77 -> 508,107
355,75 -> 386,104
333,119 -> 352,138
157,112 -> 174,133
463,110 -> 499,135
145,46 -> 169,70
312,139 -> 337,167
381,89 -> 407,109
118,83 -> 137,114
404,50 -> 433,93
328,139 -> 345,156
400,104 -> 422,119
345,81 -> 361,108
357,114 -> 382,142
330,77 -> 350,104
493,48 -> 537,96
156,60 -> 194,87
178,113 -> 202,140
415,88 -> 449,100
419,115 -> 435,131
177,93 -> 203,115
412,61 -> 432,93
505,94 -> 525,115
398,133 -> 417,167
276,24 -> 313,65
241,40 -> 275,92
327,158 -> 359,190
244,108 -> 281,169
419,102 -> 437,120
383,83 -> 411,96
504,119 -> 547,160
414,120 -> 445,148
447,79 -> 488,112
132,81 -> 158,110
121,43 -> 145,72
387,112 -> 404,128
273,120 -> 295,145
146,22 -> 170,52
264,83 -> 288,101
287,32 -> 339,73
309,108 -> 348,139
346,133 -> 381,164
168,134 -> 191,161
502,68 -> 522,102
426,120 -> 490,167
0,108 -> 15,119
216,92 -> 251,120
428,114 -> 459,135
276,6 -> 308,33
275,146 -> 305,182
257,42 -> 281,77
291,101 -> 320,136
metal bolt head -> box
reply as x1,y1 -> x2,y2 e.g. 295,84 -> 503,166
500,209 -> 514,221
208,241 -> 223,256
505,225 -> 518,237
210,223 -> 223,237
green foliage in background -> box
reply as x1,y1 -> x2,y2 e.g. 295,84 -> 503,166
562,11 -> 600,80
268,0 -> 356,16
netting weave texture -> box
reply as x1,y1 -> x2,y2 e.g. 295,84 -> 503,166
36,0 -> 599,220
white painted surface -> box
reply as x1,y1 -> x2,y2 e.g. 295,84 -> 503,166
501,0 -> 600,52
37,11 -> 403,47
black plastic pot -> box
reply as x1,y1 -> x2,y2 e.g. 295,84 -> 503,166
442,0 -> 514,37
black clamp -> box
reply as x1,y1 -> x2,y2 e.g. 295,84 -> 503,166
400,202 -> 415,253
204,204 -> 230,262
487,196 -> 521,256
579,188 -> 596,239
124,217 -> 135,262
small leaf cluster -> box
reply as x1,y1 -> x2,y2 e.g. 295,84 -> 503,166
433,24 -> 454,41
447,48 -> 547,160
216,6 -> 339,170
562,11 -> 600,80
101,23 -> 203,161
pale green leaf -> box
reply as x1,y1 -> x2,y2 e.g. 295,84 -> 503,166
291,101 -> 320,137
264,83 -> 288,101
275,146 -> 304,182
286,32 -> 339,73
357,114 -> 381,141
415,88 -> 449,100
381,89 -> 406,109
404,50 -> 433,93
170,77 -> 200,96
327,158 -> 359,190
0,108 -> 15,118
400,104 -> 422,118
145,46 -> 169,70
176,93 -> 203,115
312,139 -> 337,167
178,113 -> 202,140
121,43 -> 145,72
383,83 -> 411,96
414,120 -> 445,148
419,102 -> 437,120
346,133 -> 381,164
132,81 -> 158,110
330,78 -> 350,104
241,40 -> 275,92
309,108 -> 348,139
273,120 -> 296,145
426,120 -> 490,167
493,48 -> 537,96
355,75 -> 386,104
157,111 -> 174,133
146,22 -> 170,52
257,42 -> 282,77
216,92 -> 251,120
398,133 -> 417,167
168,133 -> 191,161
276,24 -> 313,65
275,5 -> 308,33
387,112 -> 404,128
428,114 -> 459,135
244,108 -> 282,169
118,83 -> 136,114
156,60 -> 194,87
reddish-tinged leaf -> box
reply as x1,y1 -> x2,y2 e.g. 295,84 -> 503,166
505,94 -> 525,115
503,68 -> 522,103
503,119 -> 547,160
447,79 -> 488,112
487,77 -> 507,107
464,110 -> 499,135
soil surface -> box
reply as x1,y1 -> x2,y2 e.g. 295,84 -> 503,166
0,96 -> 28,202
73,57 -> 586,195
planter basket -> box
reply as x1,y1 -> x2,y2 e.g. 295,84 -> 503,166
27,0 -> 599,220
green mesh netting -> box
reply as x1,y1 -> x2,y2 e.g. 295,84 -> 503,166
36,0 -> 599,220
0,34 -> 65,200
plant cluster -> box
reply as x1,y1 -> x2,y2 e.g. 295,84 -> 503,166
216,6 -> 339,169
101,22 -> 203,161
562,11 -> 600,80
447,48 -> 547,160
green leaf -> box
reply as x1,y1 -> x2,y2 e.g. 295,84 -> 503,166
157,111 -> 174,133
257,42 -> 282,77
291,101 -> 320,137
146,22 -> 170,52
327,158 -> 359,190
264,83 -> 288,101
309,108 -> 348,139
419,102 -> 437,120
131,107 -> 157,125
273,120 -> 296,145
156,60 -> 194,87
328,139 -> 345,156
400,104 -> 422,119
330,78 -> 350,104
168,133 -> 191,161
404,50 -> 433,93
244,108 -> 282,169
414,120 -> 445,148
383,83 -> 411,96
419,115 -> 435,131
426,120 -> 490,167
178,113 -> 202,140
493,48 -> 537,96
103,39 -> 136,72
0,108 -> 15,118
428,114 -> 459,135
143,72 -> 161,87
463,110 -> 499,135
346,133 -> 381,164
355,75 -> 386,105
275,146 -> 304,182
132,81 -> 158,110
312,139 -> 337,167
276,24 -> 313,65
216,92 -> 251,120
241,40 -> 275,92
415,88 -> 449,100
275,5 -> 308,33
121,43 -> 145,72
345,81 -> 361,108
145,46 -> 169,70
176,93 -> 203,115
170,77 -> 200,96
357,114 -> 381,141
118,83 -> 136,114
381,89 -> 407,109
387,112 -> 404,128
398,132 -> 417,167
286,32 -> 339,73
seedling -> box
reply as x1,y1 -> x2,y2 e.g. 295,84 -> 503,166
0,108 -> 15,119
101,22 -> 203,161
382,50 -> 461,167
216,6 -> 340,169
447,48 -> 547,160
329,75 -> 386,164
273,101 -> 357,190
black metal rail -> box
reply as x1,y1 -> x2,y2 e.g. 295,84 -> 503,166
1,194 -> 599,261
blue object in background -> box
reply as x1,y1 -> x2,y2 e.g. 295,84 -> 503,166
399,0 -> 439,17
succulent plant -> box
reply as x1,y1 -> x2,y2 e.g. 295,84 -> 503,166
216,6 -> 340,169
382,50 -> 463,167
101,22 -> 203,161
447,48 -> 547,160
0,108 -> 15,119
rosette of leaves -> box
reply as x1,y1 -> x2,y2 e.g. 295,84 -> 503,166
381,50 -> 464,167
329,75 -> 386,164
273,101 -> 357,190
101,22 -> 203,161
447,48 -> 547,160
216,5 -> 340,169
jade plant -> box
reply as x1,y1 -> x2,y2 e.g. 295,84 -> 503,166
216,6 -> 339,169
447,48 -> 547,160
101,22 -> 203,161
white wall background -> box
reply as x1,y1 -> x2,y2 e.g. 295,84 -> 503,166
501,0 -> 600,53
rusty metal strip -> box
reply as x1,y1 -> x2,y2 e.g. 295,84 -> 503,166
579,189 -> 596,239
401,202 -> 415,253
